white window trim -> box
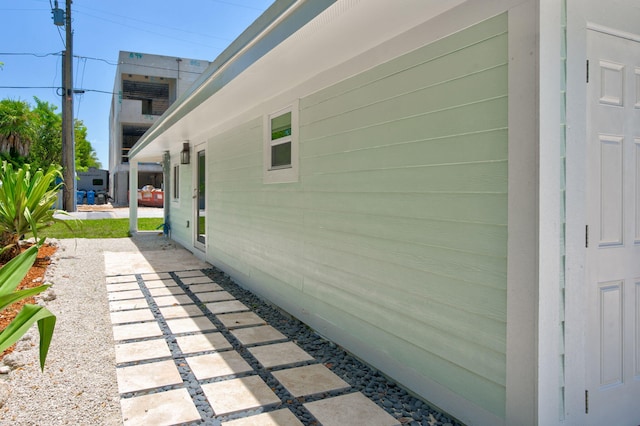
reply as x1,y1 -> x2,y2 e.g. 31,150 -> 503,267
263,100 -> 299,184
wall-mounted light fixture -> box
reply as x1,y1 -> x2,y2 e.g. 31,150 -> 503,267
180,142 -> 190,164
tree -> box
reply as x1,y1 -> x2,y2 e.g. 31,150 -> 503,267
0,97 -> 101,171
0,99 -> 35,162
74,119 -> 101,171
29,98 -> 62,171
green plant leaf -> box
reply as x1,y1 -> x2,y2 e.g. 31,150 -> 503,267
0,304 -> 56,371
0,245 -> 37,297
0,284 -> 49,311
0,162 -> 63,261
37,307 -> 56,370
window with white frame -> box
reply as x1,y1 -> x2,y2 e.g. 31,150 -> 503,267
263,102 -> 298,183
173,164 -> 179,199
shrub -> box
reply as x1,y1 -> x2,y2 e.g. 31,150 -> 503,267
0,161 -> 69,261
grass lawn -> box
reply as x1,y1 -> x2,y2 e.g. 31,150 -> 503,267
31,218 -> 165,239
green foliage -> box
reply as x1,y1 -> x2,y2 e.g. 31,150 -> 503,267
0,97 -> 101,170
0,244 -> 56,371
0,99 -> 35,159
0,161 -> 71,261
74,119 -> 101,171
28,98 -> 62,171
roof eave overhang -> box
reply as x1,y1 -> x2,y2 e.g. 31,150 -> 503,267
128,0 -> 336,162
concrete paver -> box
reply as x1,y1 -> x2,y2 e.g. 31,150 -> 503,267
106,282 -> 140,292
110,309 -> 155,325
107,243 -> 402,425
175,332 -> 233,354
216,311 -> 266,329
201,376 -> 281,416
248,341 -> 315,369
106,275 -> 138,284
148,286 -> 186,297
165,316 -> 216,334
186,351 -> 253,380
152,294 -> 194,306
194,290 -> 235,303
144,278 -> 179,288
187,282 -> 224,293
109,298 -> 148,311
304,392 -> 401,426
272,364 -> 350,397
115,339 -> 171,363
180,276 -> 215,285
159,304 -> 203,319
121,388 -> 200,426
112,321 -> 162,341
108,289 -> 144,301
140,272 -> 172,280
230,325 -> 287,346
205,300 -> 249,314
116,360 -> 183,393
175,270 -> 207,278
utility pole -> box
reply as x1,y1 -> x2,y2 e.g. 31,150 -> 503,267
54,0 -> 76,212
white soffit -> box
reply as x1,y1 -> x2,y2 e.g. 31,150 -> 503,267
139,0 -> 465,158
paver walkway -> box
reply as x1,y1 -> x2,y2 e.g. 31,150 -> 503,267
104,244 -> 399,425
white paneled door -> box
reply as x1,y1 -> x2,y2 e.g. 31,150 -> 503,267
586,29 -> 640,425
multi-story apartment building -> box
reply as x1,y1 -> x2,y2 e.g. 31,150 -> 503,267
109,51 -> 209,205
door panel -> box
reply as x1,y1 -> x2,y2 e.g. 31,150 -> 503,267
586,29 -> 640,425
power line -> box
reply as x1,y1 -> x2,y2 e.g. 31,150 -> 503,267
0,86 -> 118,95
2,51 -> 206,75
0,52 -> 118,65
74,55 -> 117,66
74,9 -> 227,50
0,52 -> 61,57
74,7 -> 233,44
0,86 -> 60,89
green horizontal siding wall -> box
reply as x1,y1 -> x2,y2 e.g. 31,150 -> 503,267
205,13 -> 508,418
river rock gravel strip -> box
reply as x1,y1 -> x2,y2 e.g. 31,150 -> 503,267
200,267 -> 463,426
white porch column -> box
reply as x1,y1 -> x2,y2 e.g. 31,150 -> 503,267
129,160 -> 138,234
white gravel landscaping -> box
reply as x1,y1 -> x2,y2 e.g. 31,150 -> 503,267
0,237 -> 171,425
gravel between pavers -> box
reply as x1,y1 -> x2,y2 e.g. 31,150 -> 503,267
202,268 -> 463,426
0,235 -> 463,426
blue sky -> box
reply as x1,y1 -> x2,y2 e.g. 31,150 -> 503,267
0,0 -> 273,167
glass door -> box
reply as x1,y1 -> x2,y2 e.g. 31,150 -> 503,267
195,149 -> 206,249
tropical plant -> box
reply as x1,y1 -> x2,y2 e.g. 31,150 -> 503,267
0,99 -> 35,159
0,98 -> 101,170
0,243 -> 56,370
0,161 -> 69,262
